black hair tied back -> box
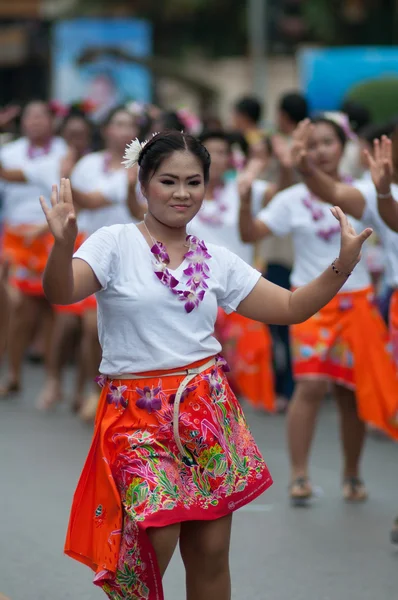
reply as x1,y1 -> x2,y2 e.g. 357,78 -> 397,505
138,130 -> 211,186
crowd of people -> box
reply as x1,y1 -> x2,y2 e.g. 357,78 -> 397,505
1,89 -> 398,599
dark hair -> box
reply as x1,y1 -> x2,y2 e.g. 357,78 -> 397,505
358,120 -> 395,144
60,107 -> 92,130
138,130 -> 211,186
102,105 -> 134,127
234,96 -> 263,124
311,116 -> 347,147
199,129 -> 231,149
341,100 -> 371,133
159,111 -> 186,132
279,92 -> 308,125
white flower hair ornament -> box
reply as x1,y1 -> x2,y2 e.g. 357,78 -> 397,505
122,132 -> 161,169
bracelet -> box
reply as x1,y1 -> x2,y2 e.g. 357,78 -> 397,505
377,190 -> 392,199
331,258 -> 352,278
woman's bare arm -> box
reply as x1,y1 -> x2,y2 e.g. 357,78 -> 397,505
237,173 -> 273,242
238,207 -> 372,325
364,136 -> 398,232
41,180 -> 101,304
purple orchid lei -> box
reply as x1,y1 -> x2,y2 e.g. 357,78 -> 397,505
197,185 -> 228,227
151,235 -> 211,313
302,175 -> 354,242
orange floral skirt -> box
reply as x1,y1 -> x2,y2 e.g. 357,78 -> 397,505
1,223 -> 53,296
215,310 -> 275,412
65,356 -> 272,600
290,286 -> 398,439
388,290 -> 398,427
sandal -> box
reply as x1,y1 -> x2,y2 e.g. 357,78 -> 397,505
342,476 -> 368,503
289,476 -> 313,507
390,517 -> 398,544
0,380 -> 20,399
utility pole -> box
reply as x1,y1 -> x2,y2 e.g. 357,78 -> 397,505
247,0 -> 267,99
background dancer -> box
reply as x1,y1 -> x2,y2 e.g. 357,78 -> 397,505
239,116 -> 398,506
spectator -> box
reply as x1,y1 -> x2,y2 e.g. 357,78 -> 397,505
232,96 -> 264,147
277,91 -> 308,136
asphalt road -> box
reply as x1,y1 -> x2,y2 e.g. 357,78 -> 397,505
0,363 -> 397,600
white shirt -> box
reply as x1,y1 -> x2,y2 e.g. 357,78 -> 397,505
189,178 -> 268,265
257,183 -> 371,291
354,180 -> 398,287
0,137 -> 67,226
74,224 -> 261,375
71,152 -> 133,235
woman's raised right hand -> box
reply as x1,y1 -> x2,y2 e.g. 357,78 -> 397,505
39,178 -> 78,246
291,119 -> 314,174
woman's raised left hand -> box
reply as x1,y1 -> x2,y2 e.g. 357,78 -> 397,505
331,205 -> 372,274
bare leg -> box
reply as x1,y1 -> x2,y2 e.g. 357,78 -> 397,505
0,293 -> 43,395
180,514 -> 232,600
334,384 -> 367,501
287,379 -> 329,481
0,266 -> 10,364
79,308 -> 101,421
37,312 -> 79,409
147,522 -> 181,577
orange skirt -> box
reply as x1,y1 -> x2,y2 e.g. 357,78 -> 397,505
1,224 -> 53,296
65,356 -> 272,599
215,310 -> 275,412
291,286 -> 398,439
388,290 -> 398,427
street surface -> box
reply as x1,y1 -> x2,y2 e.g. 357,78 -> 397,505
0,364 -> 397,599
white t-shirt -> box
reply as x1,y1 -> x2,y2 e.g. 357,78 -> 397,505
74,224 -> 261,375
0,137 -> 67,226
71,152 -> 133,235
257,183 -> 371,291
189,178 -> 268,265
354,180 -> 398,287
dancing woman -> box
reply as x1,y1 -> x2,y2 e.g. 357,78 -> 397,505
290,121 -> 398,540
239,117 -> 398,506
41,131 -> 370,599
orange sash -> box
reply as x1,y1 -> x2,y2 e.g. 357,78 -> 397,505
291,287 -> 398,439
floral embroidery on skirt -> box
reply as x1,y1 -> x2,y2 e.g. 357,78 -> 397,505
65,357 -> 272,600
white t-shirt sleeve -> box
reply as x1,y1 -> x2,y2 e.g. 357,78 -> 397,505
23,159 -> 61,192
100,176 -> 128,205
71,156 -> 93,192
256,188 -> 292,236
217,247 -> 262,314
353,180 -> 378,228
73,226 -> 120,289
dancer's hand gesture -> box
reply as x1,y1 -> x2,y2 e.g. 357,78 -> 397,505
364,135 -> 393,196
39,178 -> 77,246
291,119 -> 314,174
331,206 -> 372,274
127,163 -> 139,188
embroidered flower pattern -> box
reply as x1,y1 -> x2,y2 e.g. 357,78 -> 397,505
150,235 -> 211,313
168,384 -> 198,405
136,385 -> 162,413
95,374 -> 107,388
107,384 -> 128,409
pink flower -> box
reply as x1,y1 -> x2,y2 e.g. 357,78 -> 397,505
151,242 -> 170,264
183,264 -> 209,289
168,384 -> 197,404
216,355 -> 230,373
107,384 -> 128,409
181,289 -> 206,313
155,270 -> 179,288
95,374 -> 107,388
136,386 -> 162,413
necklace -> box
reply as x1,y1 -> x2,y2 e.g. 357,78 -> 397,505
142,219 -> 211,313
